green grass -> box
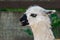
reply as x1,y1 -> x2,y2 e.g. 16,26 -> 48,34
0,8 -> 60,12
0,8 -> 26,12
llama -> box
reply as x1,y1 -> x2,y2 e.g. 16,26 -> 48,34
20,6 -> 56,40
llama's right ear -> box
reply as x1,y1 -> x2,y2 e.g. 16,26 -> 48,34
46,10 -> 56,14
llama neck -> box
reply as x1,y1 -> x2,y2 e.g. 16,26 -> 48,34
30,21 -> 55,40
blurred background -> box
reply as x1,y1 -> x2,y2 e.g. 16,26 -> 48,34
0,0 -> 60,40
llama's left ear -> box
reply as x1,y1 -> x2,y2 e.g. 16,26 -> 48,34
46,10 -> 56,14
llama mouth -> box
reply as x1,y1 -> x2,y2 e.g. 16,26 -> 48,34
21,22 -> 29,26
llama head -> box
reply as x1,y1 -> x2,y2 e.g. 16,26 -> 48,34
20,6 -> 56,26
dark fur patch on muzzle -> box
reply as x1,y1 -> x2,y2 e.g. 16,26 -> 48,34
20,14 -> 29,26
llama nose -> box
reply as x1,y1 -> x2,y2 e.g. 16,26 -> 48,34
19,14 -> 29,26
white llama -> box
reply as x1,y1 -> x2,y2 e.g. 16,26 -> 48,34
20,6 -> 56,40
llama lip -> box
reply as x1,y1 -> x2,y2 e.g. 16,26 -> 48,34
20,14 -> 29,26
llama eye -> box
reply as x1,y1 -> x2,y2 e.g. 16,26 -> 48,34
30,14 -> 37,17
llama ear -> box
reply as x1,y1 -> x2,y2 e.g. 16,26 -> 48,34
46,10 -> 56,14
